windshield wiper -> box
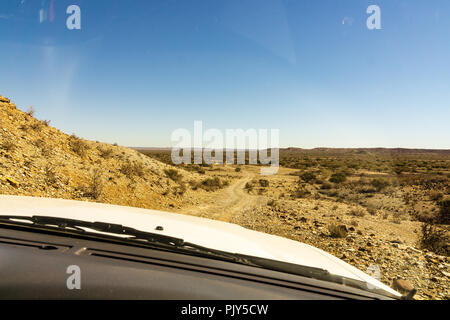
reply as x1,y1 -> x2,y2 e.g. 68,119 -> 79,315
0,215 -> 252,264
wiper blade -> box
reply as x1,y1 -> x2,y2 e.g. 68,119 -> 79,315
0,215 -> 252,264
235,254 -> 399,298
0,215 -> 184,246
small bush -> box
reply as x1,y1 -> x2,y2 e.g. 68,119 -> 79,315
437,198 -> 450,224
121,162 -> 145,179
348,207 -> 366,217
320,182 -> 332,190
329,172 -> 347,184
259,179 -> 269,187
164,168 -> 182,182
199,177 -> 223,191
292,187 -> 311,199
428,190 -> 444,201
30,120 -> 44,131
98,146 -> 114,159
300,171 -> 316,183
419,223 -> 449,256
69,135 -> 90,157
235,167 -> 241,172
44,165 -> 58,186
371,178 -> 390,191
26,106 -> 35,117
1,140 -> 15,152
82,169 -> 103,200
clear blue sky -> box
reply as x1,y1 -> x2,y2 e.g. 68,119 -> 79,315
1,0 -> 449,148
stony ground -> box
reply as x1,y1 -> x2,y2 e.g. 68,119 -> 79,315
1,93 -> 448,300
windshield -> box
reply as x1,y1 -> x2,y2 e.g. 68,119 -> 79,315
0,0 -> 449,301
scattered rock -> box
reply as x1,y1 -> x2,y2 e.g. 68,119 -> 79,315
2,177 -> 19,188
392,279 -> 414,293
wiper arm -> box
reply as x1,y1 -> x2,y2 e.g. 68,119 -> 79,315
0,215 -> 184,246
0,215 -> 252,264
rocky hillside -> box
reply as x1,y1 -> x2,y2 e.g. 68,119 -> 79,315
0,94 -> 207,210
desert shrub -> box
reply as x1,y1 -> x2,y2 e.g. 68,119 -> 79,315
300,171 -> 316,183
199,177 -> 225,191
174,183 -> 187,196
30,120 -> 43,131
42,119 -> 50,126
348,207 -> 366,217
259,179 -> 269,187
329,172 -> 347,184
182,164 -> 205,174
245,182 -> 253,192
267,199 -> 277,207
235,167 -> 241,172
419,223 -> 449,256
121,162 -> 145,179
69,135 -> 90,157
371,178 -> 390,191
436,198 -> 450,224
164,168 -> 182,182
98,146 -> 114,159
357,186 -> 377,194
320,182 -> 332,190
82,169 -> 103,200
33,138 -> 52,157
328,224 -> 348,238
192,165 -> 206,174
292,187 -> 311,199
26,106 -> 35,117
44,165 -> 58,186
1,139 -> 15,152
350,220 -> 359,227
33,138 -> 46,149
428,190 -> 444,201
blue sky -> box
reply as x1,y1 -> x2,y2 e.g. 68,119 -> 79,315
0,0 -> 449,148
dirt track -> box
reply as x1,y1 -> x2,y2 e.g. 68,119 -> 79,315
182,171 -> 260,222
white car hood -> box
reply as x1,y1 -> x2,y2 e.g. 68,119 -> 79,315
0,195 -> 400,297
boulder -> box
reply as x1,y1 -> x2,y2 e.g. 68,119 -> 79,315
392,279 -> 414,293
